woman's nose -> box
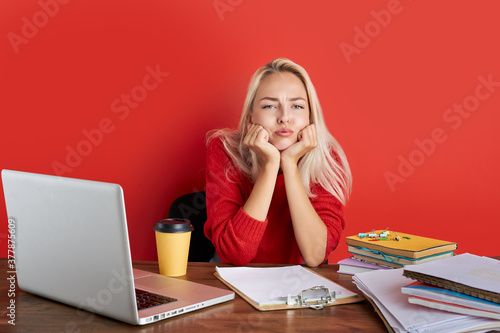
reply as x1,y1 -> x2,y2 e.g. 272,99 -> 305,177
278,107 -> 290,124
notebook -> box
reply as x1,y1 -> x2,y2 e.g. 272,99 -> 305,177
403,253 -> 500,304
1,169 -> 234,325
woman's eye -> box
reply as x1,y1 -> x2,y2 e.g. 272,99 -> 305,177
292,105 -> 304,109
263,105 -> 276,109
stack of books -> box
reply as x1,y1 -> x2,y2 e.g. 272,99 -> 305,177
402,253 -> 500,320
352,254 -> 500,333
338,230 -> 457,274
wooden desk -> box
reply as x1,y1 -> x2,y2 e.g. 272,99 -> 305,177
0,259 -> 388,332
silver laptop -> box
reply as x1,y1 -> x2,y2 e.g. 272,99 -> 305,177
1,169 -> 234,325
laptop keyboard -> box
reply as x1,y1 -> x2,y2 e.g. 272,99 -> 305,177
136,289 -> 177,311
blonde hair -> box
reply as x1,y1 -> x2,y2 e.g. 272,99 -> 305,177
208,58 -> 352,205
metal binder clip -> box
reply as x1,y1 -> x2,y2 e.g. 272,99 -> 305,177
286,286 -> 336,310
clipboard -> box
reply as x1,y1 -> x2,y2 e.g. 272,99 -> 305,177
214,266 -> 364,311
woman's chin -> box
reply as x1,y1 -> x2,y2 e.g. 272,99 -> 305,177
272,139 -> 295,152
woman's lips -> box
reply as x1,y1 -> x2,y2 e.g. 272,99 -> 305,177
275,128 -> 294,137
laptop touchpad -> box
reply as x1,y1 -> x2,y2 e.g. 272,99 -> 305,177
135,275 -> 227,303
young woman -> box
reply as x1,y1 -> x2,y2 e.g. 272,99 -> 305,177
204,58 -> 352,267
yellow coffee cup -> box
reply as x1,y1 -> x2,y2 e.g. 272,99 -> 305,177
154,218 -> 193,277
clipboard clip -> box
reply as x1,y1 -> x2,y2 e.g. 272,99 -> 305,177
286,285 -> 336,310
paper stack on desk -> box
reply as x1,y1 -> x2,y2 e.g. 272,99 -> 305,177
352,256 -> 500,333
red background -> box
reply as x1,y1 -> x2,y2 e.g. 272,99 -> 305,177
1,0 -> 499,263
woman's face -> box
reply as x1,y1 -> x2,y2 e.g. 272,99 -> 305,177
251,72 -> 310,151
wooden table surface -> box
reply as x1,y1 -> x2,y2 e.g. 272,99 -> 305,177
0,259 -> 389,332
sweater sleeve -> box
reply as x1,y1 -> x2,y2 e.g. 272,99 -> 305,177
204,137 -> 268,265
310,185 -> 346,264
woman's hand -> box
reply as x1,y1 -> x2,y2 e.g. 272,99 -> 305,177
244,124 -> 280,168
281,124 -> 318,169
242,124 -> 280,222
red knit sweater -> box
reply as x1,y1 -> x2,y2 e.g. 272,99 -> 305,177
204,137 -> 345,265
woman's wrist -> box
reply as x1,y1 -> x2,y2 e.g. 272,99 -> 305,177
280,157 -> 299,175
261,159 -> 280,175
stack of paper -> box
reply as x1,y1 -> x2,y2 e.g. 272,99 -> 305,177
353,267 -> 500,332
346,230 -> 457,269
